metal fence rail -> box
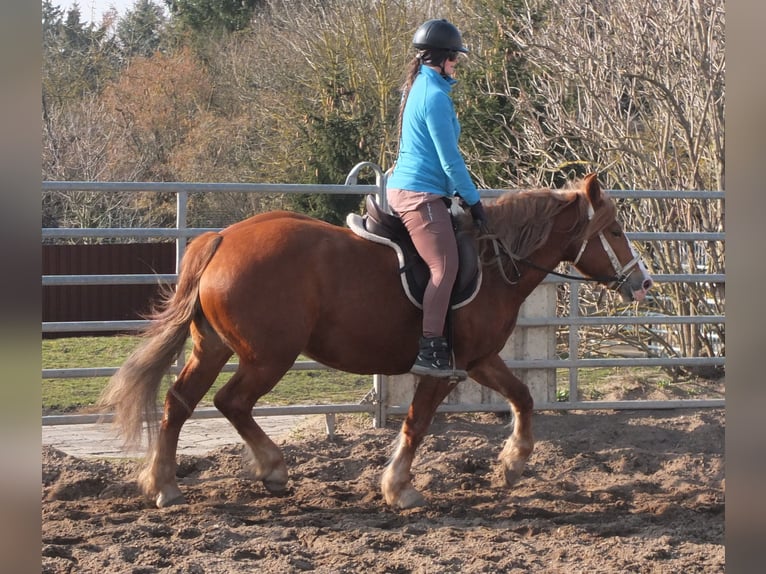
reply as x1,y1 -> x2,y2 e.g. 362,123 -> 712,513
42,165 -> 725,426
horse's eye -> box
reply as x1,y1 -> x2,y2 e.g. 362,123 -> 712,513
610,227 -> 623,238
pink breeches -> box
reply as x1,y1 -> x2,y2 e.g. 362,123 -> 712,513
388,190 -> 458,337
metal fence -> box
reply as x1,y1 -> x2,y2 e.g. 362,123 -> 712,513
42,163 -> 725,427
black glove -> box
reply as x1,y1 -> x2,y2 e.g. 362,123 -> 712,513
469,201 -> 490,235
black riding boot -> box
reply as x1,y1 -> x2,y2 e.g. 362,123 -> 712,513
410,336 -> 466,380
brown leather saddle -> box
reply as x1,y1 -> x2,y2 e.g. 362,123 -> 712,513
346,195 -> 481,309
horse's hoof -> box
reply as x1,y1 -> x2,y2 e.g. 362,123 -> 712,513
388,486 -> 426,509
262,467 -> 288,495
263,478 -> 288,495
502,462 -> 526,487
156,488 -> 185,508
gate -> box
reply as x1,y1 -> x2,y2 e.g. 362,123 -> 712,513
42,163 -> 725,428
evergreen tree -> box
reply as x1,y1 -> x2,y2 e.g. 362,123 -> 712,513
42,1 -> 120,104
164,0 -> 263,34
453,0 -> 554,188
118,0 -> 169,57
288,110 -> 372,225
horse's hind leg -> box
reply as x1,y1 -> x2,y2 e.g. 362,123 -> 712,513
381,377 -> 459,509
469,354 -> 534,487
213,358 -> 294,495
140,322 -> 232,508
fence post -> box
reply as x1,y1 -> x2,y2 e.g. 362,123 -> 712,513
345,162 -> 390,428
385,284 -> 558,412
505,283 -> 558,405
174,190 -> 189,370
567,281 -> 581,402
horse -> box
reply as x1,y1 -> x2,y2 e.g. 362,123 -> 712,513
99,173 -> 653,509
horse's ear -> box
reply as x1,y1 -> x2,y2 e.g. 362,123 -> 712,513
583,173 -> 603,209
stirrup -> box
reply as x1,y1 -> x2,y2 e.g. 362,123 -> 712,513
410,363 -> 468,382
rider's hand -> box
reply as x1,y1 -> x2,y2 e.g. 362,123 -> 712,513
469,201 -> 490,235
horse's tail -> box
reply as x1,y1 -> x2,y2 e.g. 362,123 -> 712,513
98,232 -> 223,450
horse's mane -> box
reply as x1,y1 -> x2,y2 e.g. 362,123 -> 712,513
460,181 -> 616,259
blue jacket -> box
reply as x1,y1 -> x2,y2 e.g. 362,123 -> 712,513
387,65 -> 481,206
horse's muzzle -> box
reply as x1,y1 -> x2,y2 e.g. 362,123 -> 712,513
616,269 -> 653,302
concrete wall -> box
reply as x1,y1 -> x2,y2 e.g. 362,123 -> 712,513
385,283 -> 558,410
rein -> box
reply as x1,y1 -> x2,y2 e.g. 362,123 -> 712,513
479,201 -> 641,288
485,234 -> 625,284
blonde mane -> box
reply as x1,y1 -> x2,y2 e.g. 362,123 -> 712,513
459,181 -> 617,260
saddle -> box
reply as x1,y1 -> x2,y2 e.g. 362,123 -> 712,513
346,195 -> 481,310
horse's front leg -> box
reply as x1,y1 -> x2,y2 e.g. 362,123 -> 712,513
381,376 -> 458,509
469,354 -> 534,487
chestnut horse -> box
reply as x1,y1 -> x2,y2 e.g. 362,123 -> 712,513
100,174 -> 653,509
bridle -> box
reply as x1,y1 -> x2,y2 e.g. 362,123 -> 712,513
571,203 -> 643,289
482,203 -> 642,289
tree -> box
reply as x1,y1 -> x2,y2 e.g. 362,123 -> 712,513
42,0 -> 123,193
42,1 -> 121,105
164,0 -> 263,34
214,0 -> 422,222
41,0 -> 727,364
505,0 -> 724,192
98,47 -> 214,180
43,47 -> 225,234
450,0 -> 547,188
117,0 -> 169,58
495,0 -> 725,370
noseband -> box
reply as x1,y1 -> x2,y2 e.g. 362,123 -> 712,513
571,203 -> 641,290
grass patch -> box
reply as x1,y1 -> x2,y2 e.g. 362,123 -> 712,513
44,337 -> 724,414
555,366 -> 725,402
43,335 -> 372,415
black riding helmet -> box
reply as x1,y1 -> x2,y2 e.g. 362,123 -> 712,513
412,19 -> 468,53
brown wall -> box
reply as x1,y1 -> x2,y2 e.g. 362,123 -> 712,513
43,243 -> 176,336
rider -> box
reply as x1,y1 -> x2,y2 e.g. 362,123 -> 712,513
387,18 -> 489,378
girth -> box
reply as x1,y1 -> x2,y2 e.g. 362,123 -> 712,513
346,195 -> 481,309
